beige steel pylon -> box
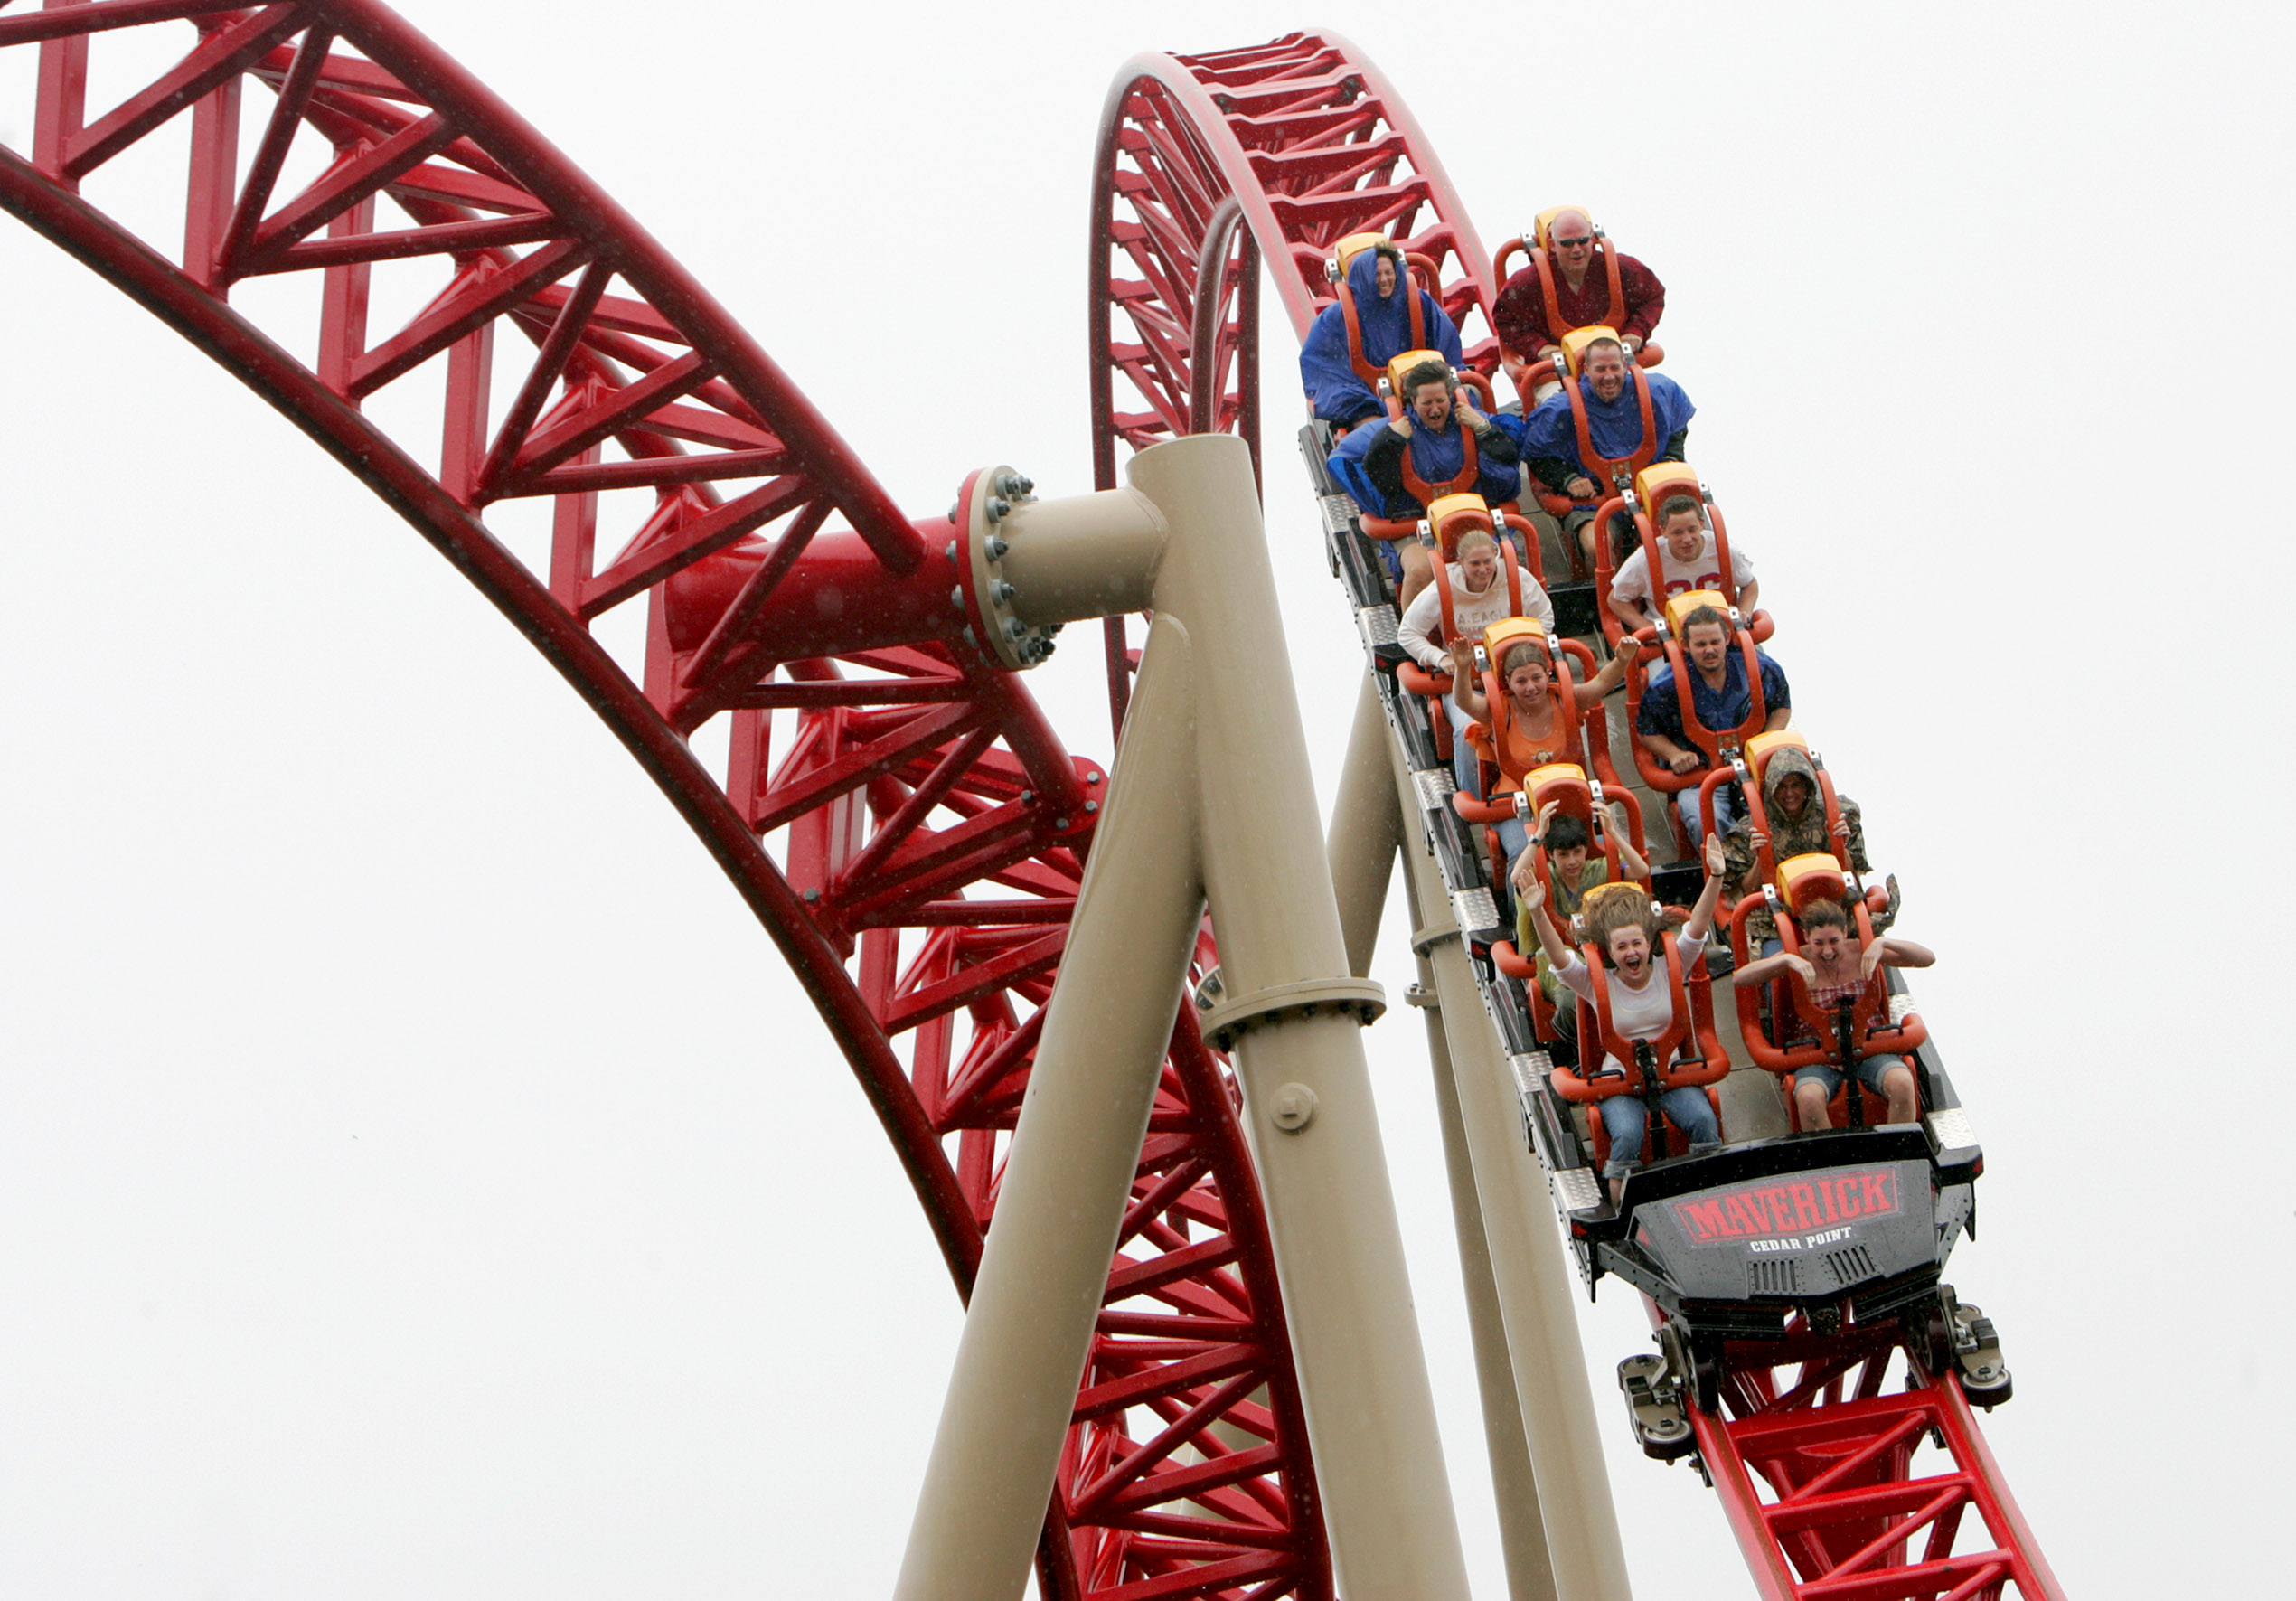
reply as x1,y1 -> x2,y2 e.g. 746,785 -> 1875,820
893,434 -> 1473,1601
1325,667 -> 1634,1601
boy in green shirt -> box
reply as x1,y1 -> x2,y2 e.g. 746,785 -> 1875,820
1510,799 -> 1652,1025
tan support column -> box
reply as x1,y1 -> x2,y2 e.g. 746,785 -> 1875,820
1127,438 -> 1473,1601
891,617 -> 1207,1601
1389,736 -> 1634,1601
1326,671 -> 1403,978
1396,857 -> 1561,1601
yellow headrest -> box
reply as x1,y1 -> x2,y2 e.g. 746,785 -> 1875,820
1746,730 -> 1809,782
1579,880 -> 1648,926
1779,852 -> 1849,915
1385,348 -> 1448,395
1428,493 -> 1492,542
1664,588 -> 1732,636
1482,615 -> 1549,672
1635,462 -> 1701,520
1333,232 -> 1390,275
1557,325 -> 1622,377
1527,763 -> 1592,815
1534,206 -> 1595,251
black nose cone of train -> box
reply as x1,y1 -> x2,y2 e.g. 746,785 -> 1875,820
1630,1154 -> 1939,1304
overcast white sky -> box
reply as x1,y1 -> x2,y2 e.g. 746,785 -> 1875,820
0,2 -> 2286,1596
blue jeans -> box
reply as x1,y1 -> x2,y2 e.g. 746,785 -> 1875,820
1378,536 -> 1407,587
1444,692 -> 1481,797
1673,778 -> 1740,846
1494,813 -> 1529,871
1599,1087 -> 1721,1178
1447,696 -> 1530,899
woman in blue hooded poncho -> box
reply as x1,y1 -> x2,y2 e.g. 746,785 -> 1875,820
1298,244 -> 1464,429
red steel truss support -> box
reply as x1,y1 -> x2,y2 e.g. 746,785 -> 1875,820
0,5 -> 1327,1596
1689,1323 -> 2066,1601
1088,30 -> 1500,478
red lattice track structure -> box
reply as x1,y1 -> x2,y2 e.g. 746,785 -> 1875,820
0,4 -> 1326,1597
1691,1324 -> 2063,1601
1087,33 -> 1498,728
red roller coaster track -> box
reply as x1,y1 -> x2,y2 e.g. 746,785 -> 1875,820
0,6 -> 2055,1598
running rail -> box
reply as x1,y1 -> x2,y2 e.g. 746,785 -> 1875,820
1086,31 -> 2066,1601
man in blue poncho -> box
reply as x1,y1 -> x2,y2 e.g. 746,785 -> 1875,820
1328,359 -> 1520,605
1504,334 -> 1695,571
1298,242 -> 1463,429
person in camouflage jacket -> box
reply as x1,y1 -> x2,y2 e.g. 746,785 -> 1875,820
1720,744 -> 1868,953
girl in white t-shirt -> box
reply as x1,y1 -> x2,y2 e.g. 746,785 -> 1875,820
1523,834 -> 1731,1198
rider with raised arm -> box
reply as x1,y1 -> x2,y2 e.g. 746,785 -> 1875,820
1299,241 -> 1464,429
1607,494 -> 1759,635
1732,898 -> 1934,1127
1718,744 -> 1870,956
1523,835 -> 1731,1200
1510,800 -> 1652,1023
1446,630 -> 1628,863
1636,603 -> 1792,845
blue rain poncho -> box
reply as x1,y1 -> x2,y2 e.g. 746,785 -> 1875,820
1327,413 -> 1520,520
1298,249 -> 1463,427
1507,369 -> 1696,478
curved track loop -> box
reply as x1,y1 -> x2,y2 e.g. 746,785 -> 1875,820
0,5 -> 1328,1597
1089,29 -> 1498,476
1087,32 -> 1498,718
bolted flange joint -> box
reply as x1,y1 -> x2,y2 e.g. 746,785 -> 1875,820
953,463 -> 1059,671
1193,972 -> 1388,1054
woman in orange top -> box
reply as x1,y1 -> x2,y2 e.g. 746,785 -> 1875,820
1445,634 -> 1628,862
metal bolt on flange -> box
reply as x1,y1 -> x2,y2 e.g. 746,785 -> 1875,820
1269,1083 -> 1318,1133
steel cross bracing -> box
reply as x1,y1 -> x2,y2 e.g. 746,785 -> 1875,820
1691,1325 -> 2064,1601
0,5 -> 1324,1597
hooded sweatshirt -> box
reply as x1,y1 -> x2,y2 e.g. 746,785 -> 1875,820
1720,744 -> 1870,946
